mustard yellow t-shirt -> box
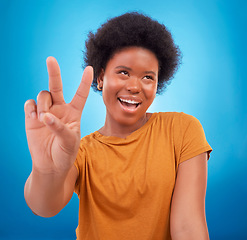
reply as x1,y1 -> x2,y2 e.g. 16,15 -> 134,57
74,112 -> 212,240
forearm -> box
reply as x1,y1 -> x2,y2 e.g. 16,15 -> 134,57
171,225 -> 209,240
24,168 -> 71,217
170,154 -> 210,240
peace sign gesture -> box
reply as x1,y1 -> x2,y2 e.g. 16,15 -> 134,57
24,57 -> 93,175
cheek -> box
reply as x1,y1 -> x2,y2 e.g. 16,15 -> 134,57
102,77 -> 121,103
143,83 -> 157,99
103,76 -> 124,93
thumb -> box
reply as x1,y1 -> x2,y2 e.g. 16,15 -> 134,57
42,112 -> 79,144
42,112 -> 56,126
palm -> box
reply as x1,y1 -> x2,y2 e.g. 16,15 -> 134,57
25,57 -> 93,174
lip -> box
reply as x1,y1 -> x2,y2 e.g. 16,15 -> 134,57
118,95 -> 143,104
117,96 -> 142,113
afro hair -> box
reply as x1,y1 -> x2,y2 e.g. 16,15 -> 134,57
83,12 -> 181,94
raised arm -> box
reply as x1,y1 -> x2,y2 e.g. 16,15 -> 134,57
170,152 -> 210,240
24,57 -> 93,217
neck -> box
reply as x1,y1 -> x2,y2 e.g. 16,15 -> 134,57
99,113 -> 151,138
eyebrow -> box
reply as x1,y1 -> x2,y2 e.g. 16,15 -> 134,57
115,66 -> 132,71
115,66 -> 157,76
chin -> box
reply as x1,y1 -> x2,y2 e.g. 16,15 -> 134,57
115,112 -> 146,126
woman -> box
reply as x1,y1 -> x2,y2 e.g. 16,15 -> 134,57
24,12 -> 212,240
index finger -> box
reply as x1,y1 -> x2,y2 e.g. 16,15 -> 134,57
70,66 -> 93,112
46,56 -> 65,104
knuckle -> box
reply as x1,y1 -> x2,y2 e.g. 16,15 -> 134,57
24,99 -> 35,106
75,91 -> 88,100
24,99 -> 36,111
36,91 -> 53,111
50,86 -> 62,93
49,72 -> 60,78
37,90 -> 51,101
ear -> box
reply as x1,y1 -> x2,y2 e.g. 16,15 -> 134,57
97,69 -> 104,89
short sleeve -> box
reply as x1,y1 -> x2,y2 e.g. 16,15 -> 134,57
176,113 -> 212,164
74,142 -> 86,196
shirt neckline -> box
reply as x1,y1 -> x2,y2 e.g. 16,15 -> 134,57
93,112 -> 158,144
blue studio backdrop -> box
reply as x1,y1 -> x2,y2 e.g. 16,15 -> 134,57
0,0 -> 246,239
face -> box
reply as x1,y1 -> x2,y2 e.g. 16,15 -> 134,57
98,46 -> 159,129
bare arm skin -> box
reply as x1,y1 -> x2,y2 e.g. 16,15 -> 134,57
24,57 -> 93,217
170,152 -> 210,240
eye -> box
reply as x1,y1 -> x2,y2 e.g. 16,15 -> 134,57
143,75 -> 154,80
118,70 -> 129,76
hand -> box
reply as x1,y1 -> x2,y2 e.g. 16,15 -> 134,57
24,57 -> 93,175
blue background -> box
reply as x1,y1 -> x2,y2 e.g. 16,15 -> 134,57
0,0 -> 246,239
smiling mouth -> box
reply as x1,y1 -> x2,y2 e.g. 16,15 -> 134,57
118,98 -> 141,109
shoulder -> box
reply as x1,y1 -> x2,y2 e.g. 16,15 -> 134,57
154,112 -> 206,142
78,131 -> 99,152
154,112 -> 200,127
155,111 -> 195,119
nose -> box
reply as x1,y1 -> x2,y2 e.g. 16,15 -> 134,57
126,77 -> 141,93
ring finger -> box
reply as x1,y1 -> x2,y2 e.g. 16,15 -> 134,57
37,90 -> 53,121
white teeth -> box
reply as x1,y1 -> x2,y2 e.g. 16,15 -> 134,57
119,98 -> 140,104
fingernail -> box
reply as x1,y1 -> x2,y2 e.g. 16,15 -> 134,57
44,113 -> 54,125
39,112 -> 44,121
31,111 -> 37,119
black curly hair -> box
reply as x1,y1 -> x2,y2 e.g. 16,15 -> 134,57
83,12 -> 181,94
